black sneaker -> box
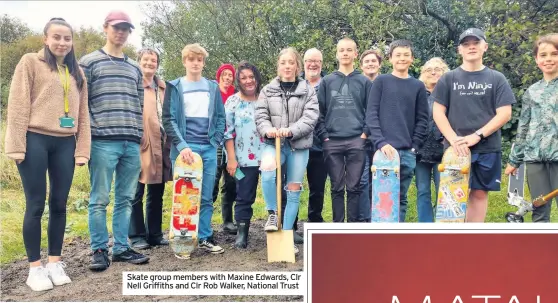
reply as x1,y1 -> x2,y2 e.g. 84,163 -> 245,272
294,232 -> 304,244
112,248 -> 150,264
89,249 -> 110,271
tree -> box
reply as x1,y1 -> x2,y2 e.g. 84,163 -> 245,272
1,21 -> 137,113
0,14 -> 31,44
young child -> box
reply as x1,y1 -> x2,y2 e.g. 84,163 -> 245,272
162,43 -> 226,256
432,28 -> 516,222
505,33 -> 558,222
316,37 -> 372,223
366,39 -> 429,222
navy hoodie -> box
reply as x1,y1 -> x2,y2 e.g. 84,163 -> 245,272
365,74 -> 429,151
316,70 -> 372,141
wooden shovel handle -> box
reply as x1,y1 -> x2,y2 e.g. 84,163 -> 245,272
276,137 -> 282,231
532,189 -> 558,207
542,189 -> 558,202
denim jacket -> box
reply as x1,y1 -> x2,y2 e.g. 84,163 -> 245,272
162,77 -> 225,162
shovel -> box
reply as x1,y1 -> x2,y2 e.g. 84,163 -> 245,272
266,136 -> 295,263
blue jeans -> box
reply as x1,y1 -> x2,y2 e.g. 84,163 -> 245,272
358,153 -> 371,222
415,161 -> 440,222
176,143 -> 217,241
398,149 -> 416,222
88,140 -> 141,255
261,144 -> 309,230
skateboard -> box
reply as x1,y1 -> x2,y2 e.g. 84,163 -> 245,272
435,147 -> 471,223
169,153 -> 203,259
507,144 -> 526,199
370,149 -> 400,222
505,189 -> 558,223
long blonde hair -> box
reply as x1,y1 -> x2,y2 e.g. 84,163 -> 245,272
418,57 -> 449,85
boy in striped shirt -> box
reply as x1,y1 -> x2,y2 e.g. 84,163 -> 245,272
79,10 -> 149,271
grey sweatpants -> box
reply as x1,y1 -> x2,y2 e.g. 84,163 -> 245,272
526,162 -> 558,222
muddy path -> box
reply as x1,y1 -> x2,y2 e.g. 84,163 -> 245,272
0,220 -> 304,302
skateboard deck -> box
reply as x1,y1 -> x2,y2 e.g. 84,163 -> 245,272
169,153 -> 202,259
435,147 -> 471,223
507,144 -> 526,199
370,149 -> 400,222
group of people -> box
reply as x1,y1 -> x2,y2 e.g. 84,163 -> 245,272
4,8 -> 558,293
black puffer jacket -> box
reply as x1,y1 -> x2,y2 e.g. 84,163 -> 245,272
418,92 -> 444,163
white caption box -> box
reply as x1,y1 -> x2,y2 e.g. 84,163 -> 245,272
122,271 -> 305,296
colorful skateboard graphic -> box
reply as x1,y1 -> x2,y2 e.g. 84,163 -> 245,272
435,147 -> 471,223
169,153 -> 202,259
371,149 -> 400,222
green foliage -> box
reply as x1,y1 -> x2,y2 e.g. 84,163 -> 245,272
0,14 -> 31,44
140,0 -> 557,152
0,25 -> 136,112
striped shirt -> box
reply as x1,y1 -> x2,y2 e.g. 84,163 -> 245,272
79,49 -> 144,143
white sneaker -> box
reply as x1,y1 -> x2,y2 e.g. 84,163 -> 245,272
264,214 -> 278,231
198,240 -> 225,254
294,245 -> 299,254
46,262 -> 72,286
26,266 -> 54,291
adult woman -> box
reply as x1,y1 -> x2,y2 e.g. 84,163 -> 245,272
256,47 -> 319,253
415,57 -> 449,222
129,48 -> 172,249
213,63 -> 238,235
506,33 -> 558,222
223,61 -> 263,248
4,17 -> 90,291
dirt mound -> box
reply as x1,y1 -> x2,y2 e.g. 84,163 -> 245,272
0,220 -> 304,302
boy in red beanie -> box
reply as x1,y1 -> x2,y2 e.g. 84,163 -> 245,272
213,63 -> 238,234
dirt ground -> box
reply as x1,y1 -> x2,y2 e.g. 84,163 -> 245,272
0,220 -> 304,302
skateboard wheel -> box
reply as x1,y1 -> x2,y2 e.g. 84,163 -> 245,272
461,166 -> 470,174
196,175 -> 201,181
438,164 -> 445,172
169,232 -> 174,240
371,165 -> 377,173
394,167 -> 399,174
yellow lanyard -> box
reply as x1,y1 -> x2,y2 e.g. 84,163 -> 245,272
57,65 -> 70,115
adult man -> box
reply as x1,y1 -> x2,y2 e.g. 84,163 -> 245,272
303,48 -> 327,225
80,10 -> 148,270
432,28 -> 515,222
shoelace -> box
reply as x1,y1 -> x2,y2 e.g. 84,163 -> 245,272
269,214 -> 277,226
34,266 -> 50,278
49,262 -> 67,276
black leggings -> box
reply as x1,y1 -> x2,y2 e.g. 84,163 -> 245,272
17,132 -> 76,262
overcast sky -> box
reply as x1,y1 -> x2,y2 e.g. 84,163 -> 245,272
3,0 -> 150,48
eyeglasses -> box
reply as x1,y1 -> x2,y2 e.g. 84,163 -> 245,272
424,67 -> 443,73
304,59 -> 322,65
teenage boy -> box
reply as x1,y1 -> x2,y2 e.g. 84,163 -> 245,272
366,39 -> 429,222
433,28 -> 515,222
358,49 -> 383,222
316,37 -> 372,223
162,43 -> 226,255
80,10 -> 148,270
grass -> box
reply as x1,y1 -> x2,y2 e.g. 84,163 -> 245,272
1,128 -> 557,264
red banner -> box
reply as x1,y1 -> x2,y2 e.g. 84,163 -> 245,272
311,233 -> 558,303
